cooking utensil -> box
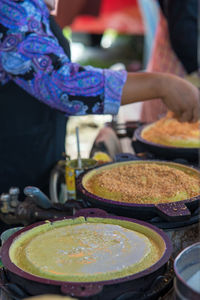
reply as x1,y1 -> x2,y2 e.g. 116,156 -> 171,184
49,158 -> 98,203
77,160 -> 200,222
76,127 -> 82,169
1,227 -> 23,245
0,209 -> 172,299
24,186 -> 52,209
134,125 -> 199,162
174,242 -> 200,300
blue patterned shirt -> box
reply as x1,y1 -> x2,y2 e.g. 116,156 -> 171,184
0,0 -> 127,116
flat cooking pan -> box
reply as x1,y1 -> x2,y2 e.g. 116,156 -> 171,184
77,160 -> 200,222
134,125 -> 199,162
0,209 -> 172,299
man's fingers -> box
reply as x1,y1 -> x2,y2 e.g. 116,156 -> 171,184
178,110 -> 193,123
191,94 -> 200,122
191,105 -> 200,123
171,108 -> 182,121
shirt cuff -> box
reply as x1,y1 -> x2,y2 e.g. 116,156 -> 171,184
103,69 -> 127,115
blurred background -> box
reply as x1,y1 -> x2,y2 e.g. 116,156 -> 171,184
54,0 -> 155,158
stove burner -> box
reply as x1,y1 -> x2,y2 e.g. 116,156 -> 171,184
150,206 -> 200,229
131,140 -> 199,167
0,259 -> 174,300
115,260 -> 174,300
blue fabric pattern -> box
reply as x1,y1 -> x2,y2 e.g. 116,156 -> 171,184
0,0 -> 127,115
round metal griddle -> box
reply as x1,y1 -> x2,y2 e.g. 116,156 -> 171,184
0,209 -> 172,299
77,160 -> 200,222
134,125 -> 199,162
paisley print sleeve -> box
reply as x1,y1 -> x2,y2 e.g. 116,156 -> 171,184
0,0 -> 127,116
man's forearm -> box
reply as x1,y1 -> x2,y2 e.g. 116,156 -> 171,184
121,72 -> 164,105
121,71 -> 200,123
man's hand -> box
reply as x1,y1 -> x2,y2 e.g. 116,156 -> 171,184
121,72 -> 200,123
160,74 -> 200,123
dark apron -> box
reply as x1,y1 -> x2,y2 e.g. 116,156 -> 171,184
0,17 -> 70,196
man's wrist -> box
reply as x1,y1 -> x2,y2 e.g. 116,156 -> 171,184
151,73 -> 167,100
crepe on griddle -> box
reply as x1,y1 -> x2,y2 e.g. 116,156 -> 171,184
9,217 -> 163,282
84,162 -> 200,204
141,111 -> 200,148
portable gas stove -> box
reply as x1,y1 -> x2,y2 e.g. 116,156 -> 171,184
0,261 -> 175,300
131,140 -> 199,167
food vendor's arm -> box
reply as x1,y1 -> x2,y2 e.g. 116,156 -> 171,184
0,0 -> 199,121
0,0 -> 126,116
122,72 -> 200,123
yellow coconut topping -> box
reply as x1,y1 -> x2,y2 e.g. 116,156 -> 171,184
141,111 -> 200,148
84,161 -> 200,204
9,218 -> 164,282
